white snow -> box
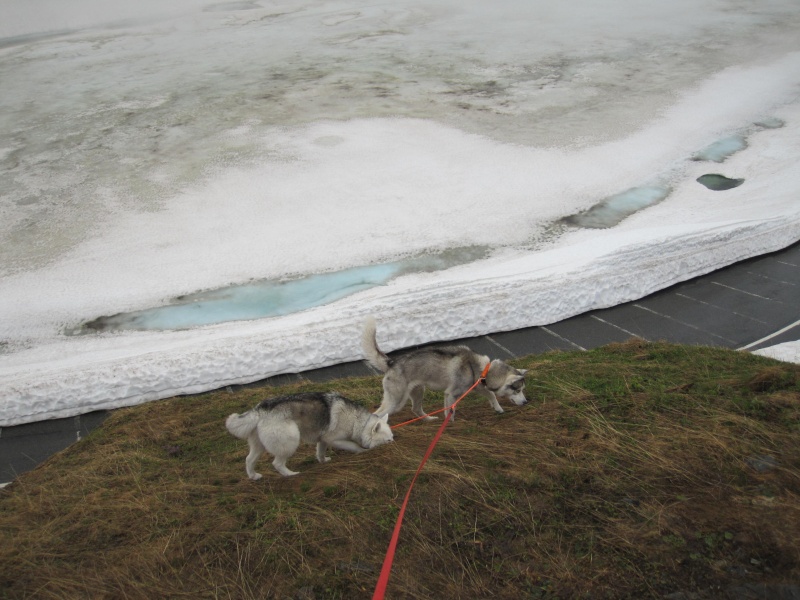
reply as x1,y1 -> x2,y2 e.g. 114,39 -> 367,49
754,341 -> 800,365
1,0 -> 799,425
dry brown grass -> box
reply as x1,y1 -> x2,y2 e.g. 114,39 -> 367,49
1,341 -> 799,599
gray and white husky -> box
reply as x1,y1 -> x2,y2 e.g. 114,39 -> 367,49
361,317 -> 528,421
226,391 -> 393,478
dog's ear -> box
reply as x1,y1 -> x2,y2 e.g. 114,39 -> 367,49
373,414 -> 389,433
517,369 -> 528,376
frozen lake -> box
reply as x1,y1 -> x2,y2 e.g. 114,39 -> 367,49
1,0 -> 800,425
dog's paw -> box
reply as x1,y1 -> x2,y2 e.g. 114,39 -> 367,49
249,472 -> 263,481
322,456 -> 331,463
423,415 -> 438,422
494,406 -> 505,413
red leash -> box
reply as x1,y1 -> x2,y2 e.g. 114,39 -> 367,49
372,363 -> 490,600
390,404 -> 450,429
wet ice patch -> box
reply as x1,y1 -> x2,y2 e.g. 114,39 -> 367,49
76,247 -> 488,333
560,185 -> 672,229
81,266 -> 399,332
691,118 -> 784,163
692,134 -> 747,162
754,117 -> 785,130
697,173 -> 744,191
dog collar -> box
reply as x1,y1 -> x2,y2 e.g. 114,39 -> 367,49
479,362 -> 492,388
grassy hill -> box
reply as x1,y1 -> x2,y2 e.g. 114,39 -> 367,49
1,340 -> 799,599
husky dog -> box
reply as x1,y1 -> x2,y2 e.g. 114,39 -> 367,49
361,317 -> 528,421
226,391 -> 393,478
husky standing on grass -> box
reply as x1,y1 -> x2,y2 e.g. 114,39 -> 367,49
226,392 -> 393,478
361,316 -> 529,421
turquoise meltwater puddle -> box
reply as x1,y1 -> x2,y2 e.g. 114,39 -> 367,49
560,185 -> 672,229
691,135 -> 747,162
76,247 -> 488,332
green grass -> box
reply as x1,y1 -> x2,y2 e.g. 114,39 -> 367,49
1,340 -> 799,599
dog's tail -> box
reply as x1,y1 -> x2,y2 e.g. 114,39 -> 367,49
225,410 -> 259,440
361,315 -> 392,373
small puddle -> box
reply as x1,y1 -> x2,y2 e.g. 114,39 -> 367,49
74,246 -> 489,333
691,134 -> 747,163
754,117 -> 785,130
696,173 -> 744,191
560,185 -> 672,229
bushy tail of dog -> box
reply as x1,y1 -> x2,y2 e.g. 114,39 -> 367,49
225,410 -> 258,439
361,316 -> 392,373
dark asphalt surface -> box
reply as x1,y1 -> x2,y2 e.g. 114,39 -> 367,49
2,240 -> 798,486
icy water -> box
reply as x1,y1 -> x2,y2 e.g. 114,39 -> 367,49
692,136 -> 748,163
78,247 -> 488,332
561,185 -> 672,229
697,174 -> 745,191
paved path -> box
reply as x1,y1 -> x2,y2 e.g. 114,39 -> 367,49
2,241 -> 798,486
